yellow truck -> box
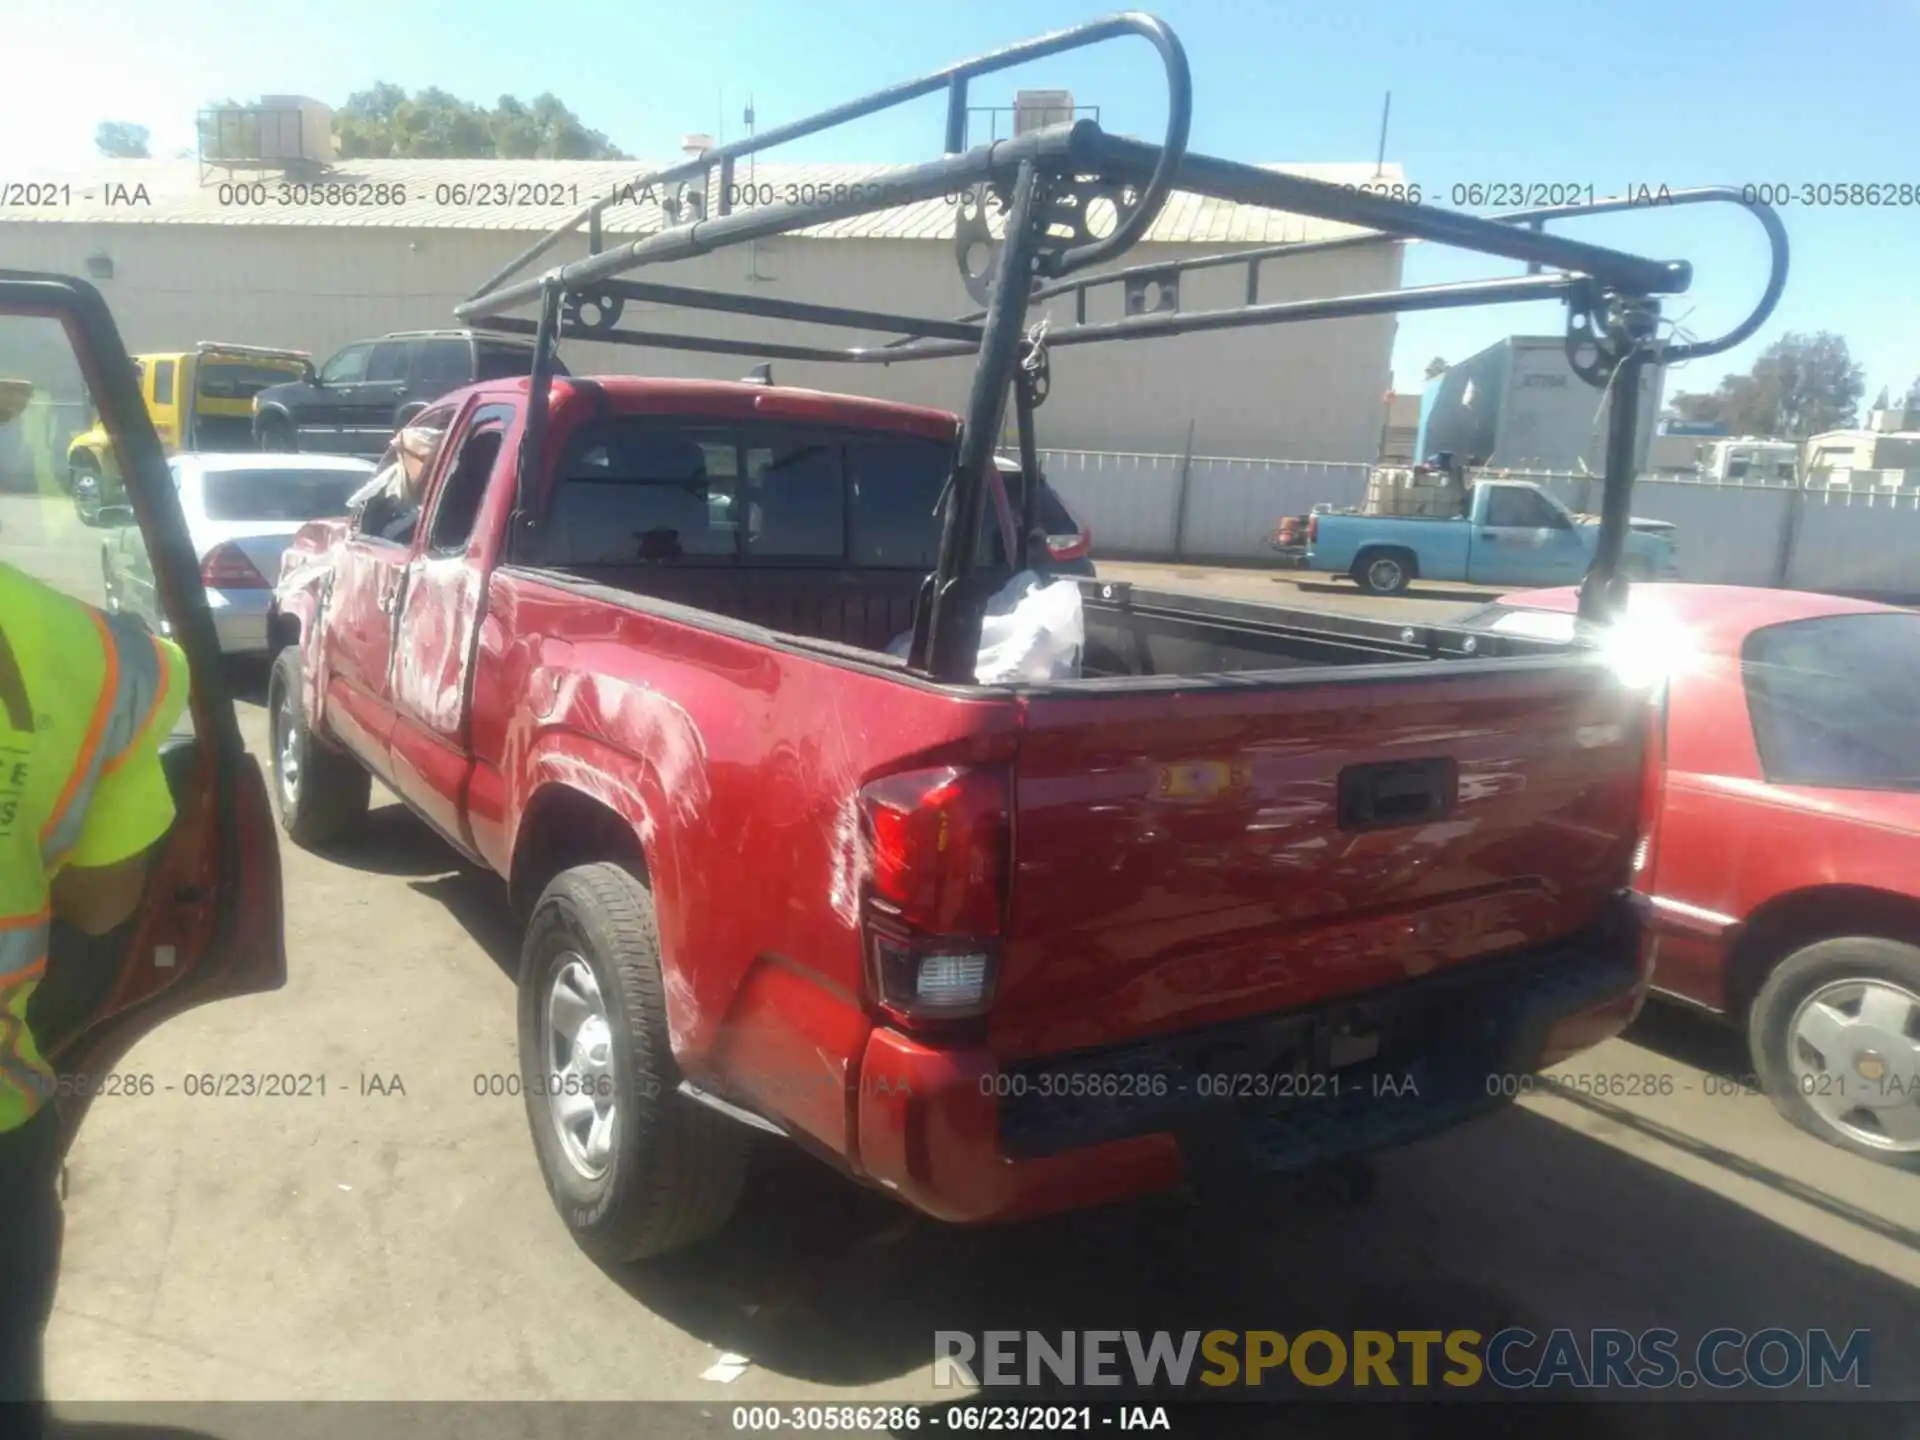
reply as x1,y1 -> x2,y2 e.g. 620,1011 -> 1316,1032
66,342 -> 311,522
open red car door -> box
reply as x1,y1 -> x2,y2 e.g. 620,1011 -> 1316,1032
0,272 -> 285,1155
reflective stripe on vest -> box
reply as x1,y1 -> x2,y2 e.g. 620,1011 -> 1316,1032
1,569 -> 172,1130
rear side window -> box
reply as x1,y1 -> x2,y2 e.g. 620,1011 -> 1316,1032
151,358 -> 175,405
475,345 -> 533,382
416,339 -> 473,388
367,341 -> 412,384
1743,613 -> 1920,791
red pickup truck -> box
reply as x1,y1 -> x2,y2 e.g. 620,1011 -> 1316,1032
268,371 -> 1657,1261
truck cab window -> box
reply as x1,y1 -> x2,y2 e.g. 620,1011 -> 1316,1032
743,439 -> 843,560
426,405 -> 515,553
547,424 -> 738,563
1486,487 -> 1566,528
846,436 -> 953,569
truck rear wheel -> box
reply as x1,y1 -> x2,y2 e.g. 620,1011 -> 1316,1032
267,647 -> 371,848
518,862 -> 749,1262
1354,548 -> 1413,596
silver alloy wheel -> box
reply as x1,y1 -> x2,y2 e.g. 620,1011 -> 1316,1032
1788,978 -> 1920,1153
1365,555 -> 1405,592
274,685 -> 300,811
543,954 -> 619,1180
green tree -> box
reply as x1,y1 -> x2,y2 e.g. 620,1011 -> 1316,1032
95,121 -> 150,158
1423,356 -> 1448,380
334,84 -> 629,160
1901,377 -> 1920,414
1666,332 -> 1864,438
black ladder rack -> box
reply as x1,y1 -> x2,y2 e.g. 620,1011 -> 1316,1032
455,10 -> 1789,681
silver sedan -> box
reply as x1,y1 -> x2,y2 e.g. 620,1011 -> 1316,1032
99,452 -> 375,655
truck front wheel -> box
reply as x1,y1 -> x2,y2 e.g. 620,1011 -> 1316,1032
1354,549 -> 1414,596
518,862 -> 749,1262
267,647 -> 371,848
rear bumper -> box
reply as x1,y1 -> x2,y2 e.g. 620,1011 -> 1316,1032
207,588 -> 272,655
853,893 -> 1647,1224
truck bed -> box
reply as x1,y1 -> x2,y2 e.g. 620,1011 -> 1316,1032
510,564 -> 1646,1063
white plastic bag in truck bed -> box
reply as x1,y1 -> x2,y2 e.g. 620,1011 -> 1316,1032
886,570 -> 1085,682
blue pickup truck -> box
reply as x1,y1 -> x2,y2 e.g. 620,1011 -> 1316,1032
1304,479 -> 1679,595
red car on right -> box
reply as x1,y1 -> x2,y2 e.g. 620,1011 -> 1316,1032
1458,583 -> 1920,1169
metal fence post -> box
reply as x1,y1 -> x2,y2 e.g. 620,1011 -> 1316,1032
1773,485 -> 1805,588
1171,418 -> 1197,557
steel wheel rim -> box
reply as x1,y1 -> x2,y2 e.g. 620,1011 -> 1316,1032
543,954 -> 619,1180
1787,977 -> 1920,1153
274,686 -> 300,810
1367,557 -> 1403,591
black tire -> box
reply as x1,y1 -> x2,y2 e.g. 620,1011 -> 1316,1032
267,646 -> 371,848
1353,548 -> 1414,596
518,862 -> 749,1263
1748,936 -> 1920,1171
256,413 -> 297,452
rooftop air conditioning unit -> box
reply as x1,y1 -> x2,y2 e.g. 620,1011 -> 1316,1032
1012,90 -> 1075,136
202,96 -> 335,166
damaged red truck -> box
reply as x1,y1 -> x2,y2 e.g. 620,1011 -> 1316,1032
265,15 -> 1788,1261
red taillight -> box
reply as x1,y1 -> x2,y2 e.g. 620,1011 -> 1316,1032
858,765 -> 1010,1023
200,542 -> 268,589
1044,527 -> 1091,563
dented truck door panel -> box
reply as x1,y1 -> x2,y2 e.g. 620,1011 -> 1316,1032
318,523 -> 408,782
315,405 -> 462,781
0,273 -> 285,1154
386,398 -> 519,850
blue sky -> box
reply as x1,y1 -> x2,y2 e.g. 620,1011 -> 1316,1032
5,0 -> 1915,403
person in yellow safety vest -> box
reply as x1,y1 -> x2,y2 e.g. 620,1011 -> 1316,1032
1,390 -> 191,1420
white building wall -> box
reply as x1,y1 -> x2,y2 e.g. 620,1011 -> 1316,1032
0,222 -> 1400,462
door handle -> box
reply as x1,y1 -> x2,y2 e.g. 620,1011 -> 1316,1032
1480,531 -> 1498,540
1337,758 -> 1457,832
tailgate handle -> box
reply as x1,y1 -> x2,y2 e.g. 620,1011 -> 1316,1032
1337,758 -> 1457,832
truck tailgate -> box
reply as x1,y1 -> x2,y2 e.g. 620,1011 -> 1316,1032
995,658 -> 1645,1058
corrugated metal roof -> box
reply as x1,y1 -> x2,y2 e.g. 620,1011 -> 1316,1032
2,157 -> 1406,247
